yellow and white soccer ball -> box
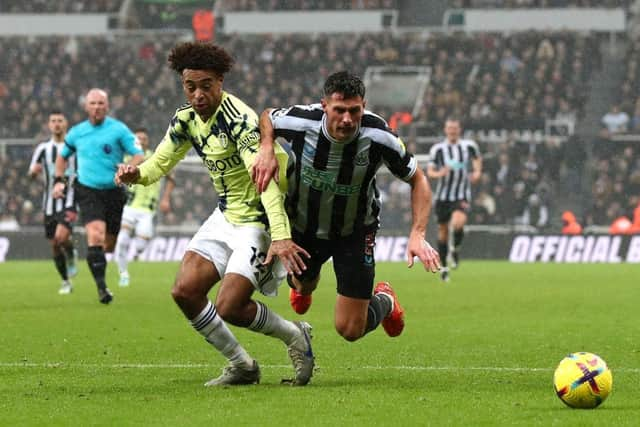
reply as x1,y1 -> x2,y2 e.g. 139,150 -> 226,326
553,352 -> 612,409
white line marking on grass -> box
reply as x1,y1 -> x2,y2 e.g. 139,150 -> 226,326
1,362 -> 638,373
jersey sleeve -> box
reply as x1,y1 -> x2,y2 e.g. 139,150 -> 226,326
382,136 -> 417,182
269,105 -> 323,139
468,140 -> 481,159
427,143 -> 442,167
233,112 -> 292,241
137,116 -> 191,186
61,129 -> 77,159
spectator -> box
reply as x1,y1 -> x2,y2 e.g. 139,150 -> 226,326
601,104 -> 630,137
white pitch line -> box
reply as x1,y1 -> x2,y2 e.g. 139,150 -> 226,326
0,362 -> 638,373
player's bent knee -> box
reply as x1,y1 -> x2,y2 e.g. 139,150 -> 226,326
335,321 -> 365,342
171,278 -> 200,306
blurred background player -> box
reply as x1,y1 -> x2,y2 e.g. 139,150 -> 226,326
114,127 -> 175,287
426,118 -> 482,282
28,111 -> 78,295
53,88 -> 144,304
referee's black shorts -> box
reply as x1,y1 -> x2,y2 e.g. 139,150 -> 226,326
74,181 -> 126,235
435,200 -> 470,224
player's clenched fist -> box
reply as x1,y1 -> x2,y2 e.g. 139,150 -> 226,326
115,163 -> 140,185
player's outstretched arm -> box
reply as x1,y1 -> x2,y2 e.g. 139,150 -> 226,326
128,153 -> 145,167
252,108 -> 279,194
426,164 -> 450,179
264,239 -> 310,276
406,169 -> 441,272
470,156 -> 483,184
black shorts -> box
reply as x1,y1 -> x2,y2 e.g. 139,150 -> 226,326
435,200 -> 470,224
44,210 -> 75,240
74,181 -> 126,236
291,228 -> 376,299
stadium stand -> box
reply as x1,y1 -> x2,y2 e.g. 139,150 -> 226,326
449,0 -> 631,8
0,1 -> 637,232
0,0 -> 123,13
218,0 -> 397,10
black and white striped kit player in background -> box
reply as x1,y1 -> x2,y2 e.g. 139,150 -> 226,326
252,71 -> 441,346
28,111 -> 79,295
426,118 -> 482,282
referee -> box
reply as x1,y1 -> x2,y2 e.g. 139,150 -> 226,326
426,118 -> 482,282
53,88 -> 144,304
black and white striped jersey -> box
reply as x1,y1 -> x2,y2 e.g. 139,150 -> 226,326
270,104 -> 417,239
29,139 -> 76,216
427,138 -> 481,202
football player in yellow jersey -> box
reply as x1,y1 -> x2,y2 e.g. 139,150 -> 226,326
114,127 -> 175,287
115,42 -> 314,387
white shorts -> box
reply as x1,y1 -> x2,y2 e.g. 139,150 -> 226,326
186,209 -> 287,296
121,206 -> 155,239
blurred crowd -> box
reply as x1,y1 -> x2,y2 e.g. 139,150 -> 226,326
217,0 -> 396,10
0,23 -> 634,232
450,0 -> 631,8
0,31 -> 598,141
0,0 -> 122,13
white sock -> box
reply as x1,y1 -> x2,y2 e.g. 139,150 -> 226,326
191,301 -> 253,367
248,301 -> 299,346
133,236 -> 149,259
115,230 -> 131,274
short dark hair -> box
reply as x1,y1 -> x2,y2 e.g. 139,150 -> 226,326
445,116 -> 461,125
323,71 -> 365,99
49,110 -> 64,117
134,127 -> 148,134
168,42 -> 234,75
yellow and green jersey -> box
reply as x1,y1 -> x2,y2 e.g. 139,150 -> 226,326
125,149 -> 163,213
137,92 -> 291,240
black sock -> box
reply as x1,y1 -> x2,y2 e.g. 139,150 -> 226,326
87,245 -> 107,290
53,253 -> 68,281
63,242 -> 75,262
437,240 -> 448,267
364,294 -> 392,335
286,275 -> 296,290
453,229 -> 464,251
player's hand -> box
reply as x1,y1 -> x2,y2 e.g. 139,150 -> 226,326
264,239 -> 310,275
470,170 -> 481,184
251,145 -> 279,194
439,166 -> 451,178
407,234 -> 441,273
53,182 -> 66,199
64,210 -> 77,223
29,164 -> 43,177
115,163 -> 140,185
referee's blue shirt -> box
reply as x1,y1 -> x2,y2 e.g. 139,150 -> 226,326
61,117 -> 142,189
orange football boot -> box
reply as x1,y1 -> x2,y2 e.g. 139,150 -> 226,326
374,282 -> 405,337
289,288 -> 312,315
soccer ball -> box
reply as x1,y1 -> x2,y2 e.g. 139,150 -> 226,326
553,352 -> 612,409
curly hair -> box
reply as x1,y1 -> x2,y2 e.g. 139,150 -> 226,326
323,71 -> 365,99
168,42 -> 234,75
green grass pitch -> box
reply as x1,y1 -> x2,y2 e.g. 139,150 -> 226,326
0,260 -> 638,426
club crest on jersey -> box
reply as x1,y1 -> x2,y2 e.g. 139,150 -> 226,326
103,144 -> 112,154
354,151 -> 369,166
218,132 -> 229,149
